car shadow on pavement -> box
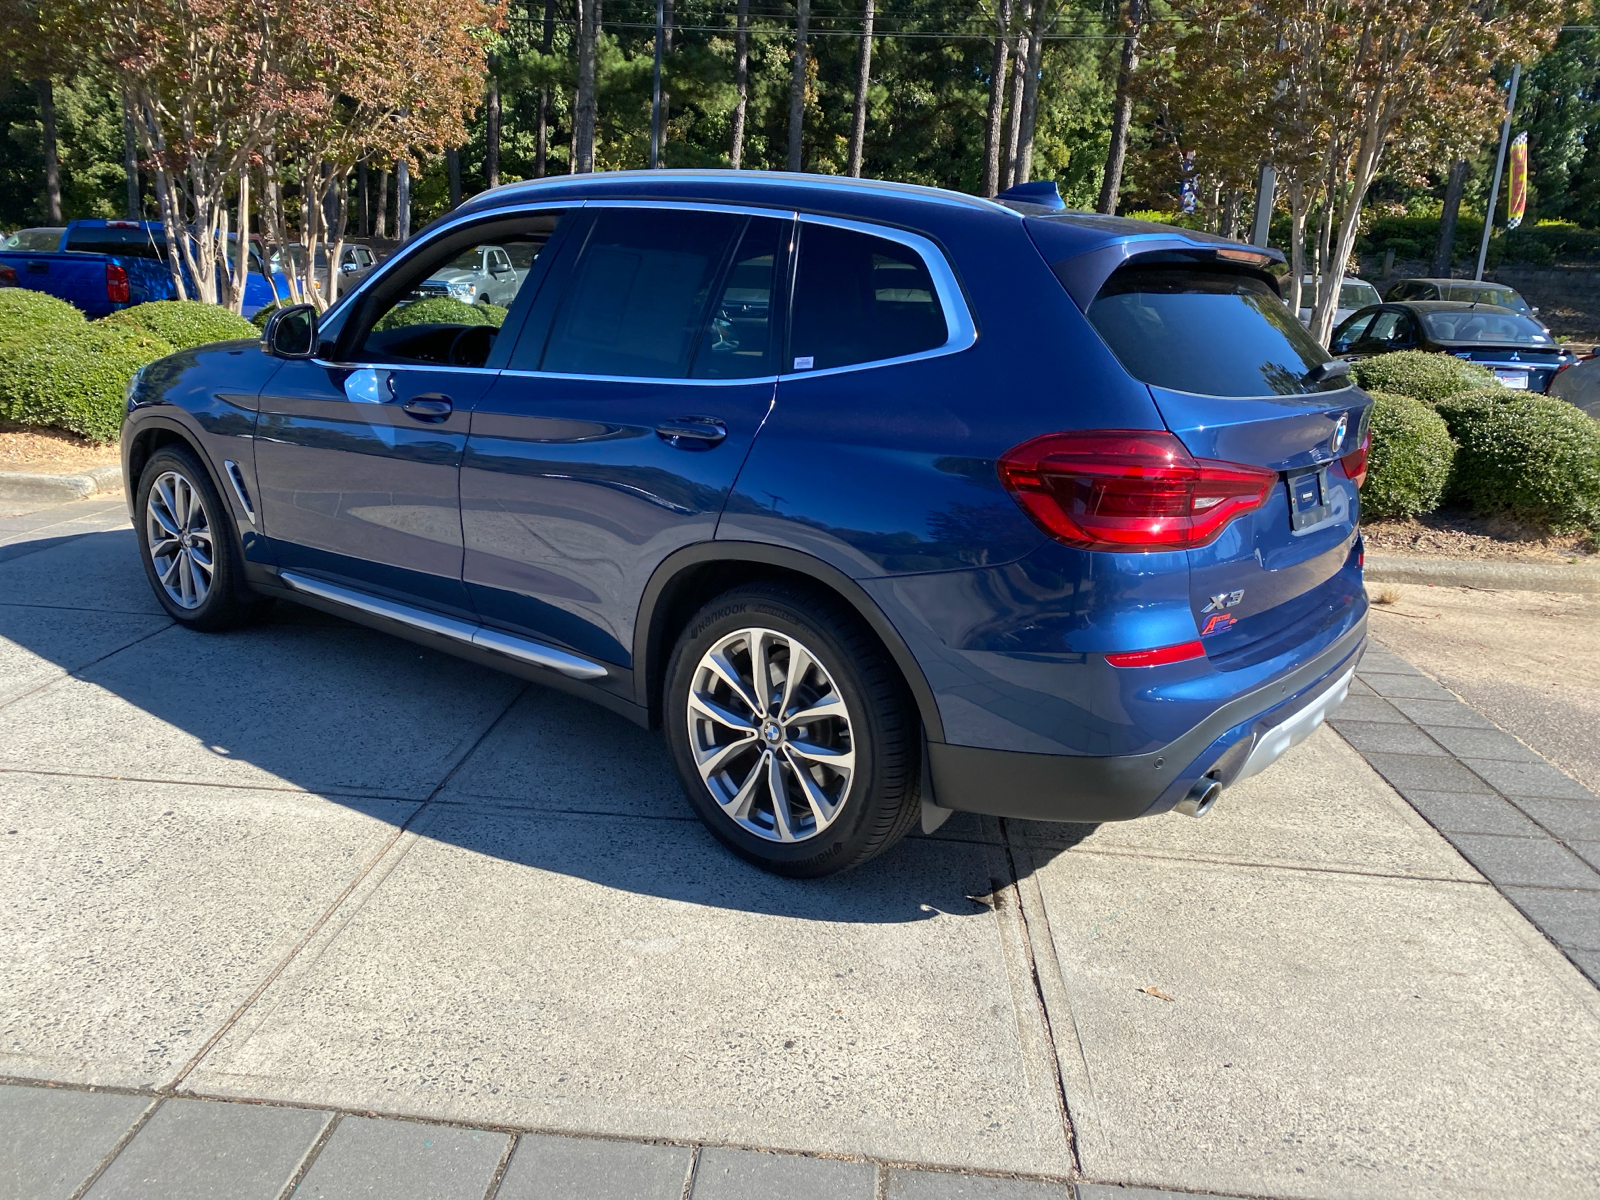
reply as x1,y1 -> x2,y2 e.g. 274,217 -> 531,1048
0,529 -> 1080,925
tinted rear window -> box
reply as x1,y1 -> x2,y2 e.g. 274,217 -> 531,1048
1087,267 -> 1332,397
64,229 -> 167,259
1420,309 -> 1552,346
789,223 -> 948,371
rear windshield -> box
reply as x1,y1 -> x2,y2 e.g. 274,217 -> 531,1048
1299,277 -> 1380,309
1088,266 -> 1333,397
3,227 -> 64,252
1445,284 -> 1530,314
64,229 -> 167,259
1420,309 -> 1552,346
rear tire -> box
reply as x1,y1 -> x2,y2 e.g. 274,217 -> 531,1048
136,446 -> 268,631
664,583 -> 921,877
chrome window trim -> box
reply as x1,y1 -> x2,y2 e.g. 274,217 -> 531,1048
311,359 -> 505,376
779,212 -> 978,381
584,198 -> 800,222
500,369 -> 779,387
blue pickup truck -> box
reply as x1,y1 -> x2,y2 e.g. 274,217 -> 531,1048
0,219 -> 287,318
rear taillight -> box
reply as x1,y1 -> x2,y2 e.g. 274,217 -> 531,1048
1340,430 -> 1370,488
1105,640 -> 1206,668
0,264 -> 15,285
106,263 -> 130,303
997,430 -> 1278,551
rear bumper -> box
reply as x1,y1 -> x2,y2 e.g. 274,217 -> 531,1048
927,616 -> 1366,823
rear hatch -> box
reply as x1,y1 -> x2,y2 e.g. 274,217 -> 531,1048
1084,258 -> 1369,667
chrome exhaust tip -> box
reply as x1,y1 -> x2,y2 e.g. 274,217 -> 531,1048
1175,777 -> 1222,818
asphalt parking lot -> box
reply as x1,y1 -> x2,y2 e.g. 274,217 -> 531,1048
3,497 -> 1598,1199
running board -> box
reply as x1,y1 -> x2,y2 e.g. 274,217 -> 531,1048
279,570 -> 609,681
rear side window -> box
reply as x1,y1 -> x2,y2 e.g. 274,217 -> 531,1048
540,207 -> 741,379
789,223 -> 947,371
64,230 -> 167,259
1087,266 -> 1331,397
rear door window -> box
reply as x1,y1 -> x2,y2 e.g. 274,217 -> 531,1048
691,216 -> 787,379
789,223 -> 948,371
536,207 -> 742,379
1086,265 -> 1332,397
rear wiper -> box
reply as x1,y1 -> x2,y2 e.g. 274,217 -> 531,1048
1303,359 -> 1351,386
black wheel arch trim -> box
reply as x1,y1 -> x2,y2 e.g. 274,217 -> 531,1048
635,540 -> 946,742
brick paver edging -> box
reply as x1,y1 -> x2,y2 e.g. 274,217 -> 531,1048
1,1080 -> 1269,1200
1338,643 -> 1600,986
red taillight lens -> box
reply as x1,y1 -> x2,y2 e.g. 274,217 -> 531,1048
1340,430 -> 1370,488
1105,640 -> 1206,668
0,264 -> 16,285
997,430 -> 1278,551
106,263 -> 130,303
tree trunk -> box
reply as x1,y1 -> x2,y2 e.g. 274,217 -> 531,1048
121,92 -> 140,219
787,0 -> 812,172
731,0 -> 750,168
1310,124 -> 1385,345
486,71 -> 502,187
659,0 -> 673,163
1097,0 -> 1142,215
847,0 -> 874,177
1285,178 -> 1307,316
395,158 -> 411,242
447,147 -> 462,208
536,0 -> 557,177
375,168 -> 389,239
574,0 -> 601,173
1219,189 -> 1240,240
1433,160 -> 1468,278
231,171 -> 251,315
358,159 -> 370,237
1003,3 -> 1030,192
981,0 -> 1014,198
1015,0 -> 1049,185
34,78 -> 61,224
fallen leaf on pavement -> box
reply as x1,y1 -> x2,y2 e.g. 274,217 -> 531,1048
1137,986 -> 1175,1001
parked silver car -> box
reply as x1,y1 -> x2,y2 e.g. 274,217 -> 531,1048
1297,276 -> 1381,329
415,243 -> 525,307
1548,353 -> 1600,419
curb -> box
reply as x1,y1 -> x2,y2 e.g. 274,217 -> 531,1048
1366,553 -> 1600,594
0,464 -> 123,507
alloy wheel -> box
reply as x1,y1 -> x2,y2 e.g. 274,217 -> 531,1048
145,470 -> 214,610
686,627 -> 855,843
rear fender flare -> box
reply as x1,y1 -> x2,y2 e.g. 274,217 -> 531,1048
634,541 -> 946,742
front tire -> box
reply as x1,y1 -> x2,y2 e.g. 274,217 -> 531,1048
664,583 -> 921,877
136,446 -> 266,631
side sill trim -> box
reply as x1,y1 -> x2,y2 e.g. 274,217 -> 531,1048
279,570 -> 609,681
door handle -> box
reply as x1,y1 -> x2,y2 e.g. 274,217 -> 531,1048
655,417 -> 727,449
25,260 -> 49,273
402,394 -> 453,422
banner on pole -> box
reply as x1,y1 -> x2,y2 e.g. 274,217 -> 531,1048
1507,132 -> 1528,230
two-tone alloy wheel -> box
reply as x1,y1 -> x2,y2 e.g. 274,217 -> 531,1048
135,446 -> 266,630
666,584 -> 921,876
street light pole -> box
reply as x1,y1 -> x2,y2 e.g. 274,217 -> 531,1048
650,0 -> 664,169
1475,62 -> 1521,282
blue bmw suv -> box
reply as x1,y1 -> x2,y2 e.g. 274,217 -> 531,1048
122,172 -> 1370,876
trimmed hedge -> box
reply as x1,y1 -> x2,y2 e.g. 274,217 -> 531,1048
0,289 -> 85,343
1351,351 -> 1496,405
251,300 -> 281,329
102,300 -> 257,349
374,297 -> 506,331
0,323 -> 174,443
1361,390 -> 1456,520
1436,388 -> 1600,532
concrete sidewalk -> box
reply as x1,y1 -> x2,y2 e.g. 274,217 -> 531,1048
2,497 -> 1598,1199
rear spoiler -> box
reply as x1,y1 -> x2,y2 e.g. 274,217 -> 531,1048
1047,237 -> 1285,312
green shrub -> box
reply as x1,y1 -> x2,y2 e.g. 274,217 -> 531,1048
251,300 -> 281,329
1436,388 -> 1600,532
1351,351 -> 1496,405
0,323 -> 174,443
374,297 -> 506,332
0,289 -> 86,343
1360,391 -> 1456,520
102,299 -> 257,349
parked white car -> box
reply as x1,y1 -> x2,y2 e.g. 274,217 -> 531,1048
1297,276 -> 1381,329
414,244 -> 525,307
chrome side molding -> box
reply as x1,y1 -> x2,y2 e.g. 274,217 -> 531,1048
223,460 -> 256,523
279,571 -> 609,681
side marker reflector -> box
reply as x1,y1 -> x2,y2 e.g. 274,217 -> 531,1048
1105,640 -> 1206,668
